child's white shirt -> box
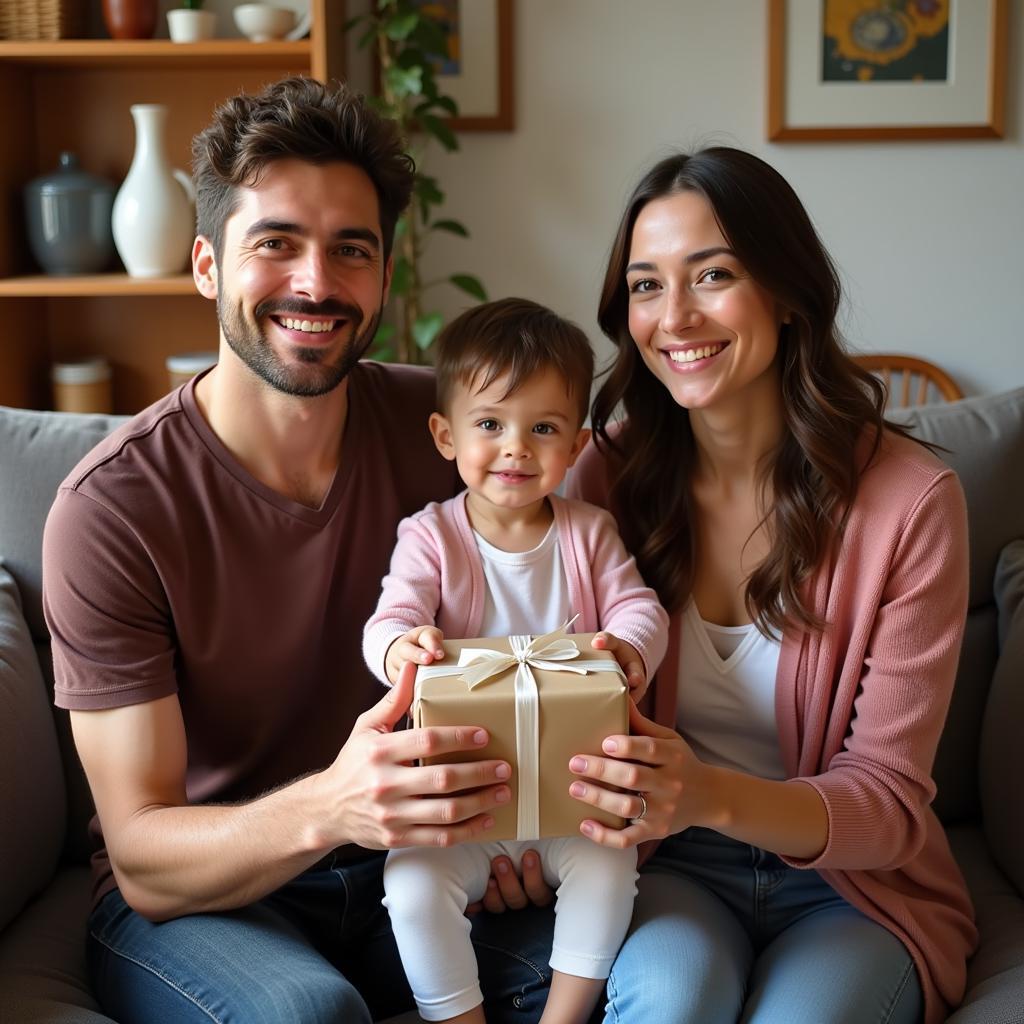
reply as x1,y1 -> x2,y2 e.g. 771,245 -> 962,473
474,521 -> 572,637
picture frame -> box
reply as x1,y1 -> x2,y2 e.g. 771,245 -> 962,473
426,0 -> 515,132
767,0 -> 1008,141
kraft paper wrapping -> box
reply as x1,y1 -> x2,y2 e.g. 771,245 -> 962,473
412,629 -> 628,841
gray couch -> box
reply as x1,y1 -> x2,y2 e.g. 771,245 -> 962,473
1,388 -> 1023,1023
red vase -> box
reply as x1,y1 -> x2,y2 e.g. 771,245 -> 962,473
102,0 -> 158,40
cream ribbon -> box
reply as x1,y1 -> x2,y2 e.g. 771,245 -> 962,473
413,619 -> 625,840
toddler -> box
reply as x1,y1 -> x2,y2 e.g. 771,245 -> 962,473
363,298 -> 668,1024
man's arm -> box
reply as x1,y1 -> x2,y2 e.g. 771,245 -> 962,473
72,665 -> 511,921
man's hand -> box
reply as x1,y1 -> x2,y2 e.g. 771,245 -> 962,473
320,662 -> 512,849
592,632 -> 647,697
385,625 -> 446,685
467,850 -> 555,915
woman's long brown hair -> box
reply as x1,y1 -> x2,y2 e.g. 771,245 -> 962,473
592,148 -> 922,636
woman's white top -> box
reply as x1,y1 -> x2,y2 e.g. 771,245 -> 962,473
474,522 -> 571,636
676,599 -> 786,780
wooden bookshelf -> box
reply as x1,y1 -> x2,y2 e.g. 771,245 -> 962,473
0,274 -> 196,297
0,0 -> 346,412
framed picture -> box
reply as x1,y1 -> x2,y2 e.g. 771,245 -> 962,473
421,0 -> 515,131
767,0 -> 1008,141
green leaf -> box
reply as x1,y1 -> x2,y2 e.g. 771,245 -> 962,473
450,274 -> 487,302
373,323 -> 396,345
430,219 -> 469,237
385,65 -> 423,97
397,45 -> 428,69
390,257 -> 413,295
432,95 -> 459,117
356,23 -> 378,50
413,312 -> 444,351
415,176 -> 444,206
411,18 -> 450,61
420,113 -> 458,151
386,12 -> 419,40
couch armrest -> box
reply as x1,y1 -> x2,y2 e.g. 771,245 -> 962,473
0,564 -> 67,930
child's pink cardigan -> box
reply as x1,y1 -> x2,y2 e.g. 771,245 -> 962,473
362,490 -> 668,685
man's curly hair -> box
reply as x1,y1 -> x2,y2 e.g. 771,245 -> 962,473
191,76 -> 415,262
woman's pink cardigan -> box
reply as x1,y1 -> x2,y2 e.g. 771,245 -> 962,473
568,429 -> 977,1024
363,491 -> 668,686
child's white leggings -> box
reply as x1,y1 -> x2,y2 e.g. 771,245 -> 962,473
383,836 -> 638,1022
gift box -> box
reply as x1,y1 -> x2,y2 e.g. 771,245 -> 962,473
412,625 -> 628,841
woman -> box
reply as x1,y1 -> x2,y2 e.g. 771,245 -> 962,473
564,148 -> 976,1023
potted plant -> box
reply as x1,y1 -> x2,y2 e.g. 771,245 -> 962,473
349,1 -> 487,364
167,0 -> 216,42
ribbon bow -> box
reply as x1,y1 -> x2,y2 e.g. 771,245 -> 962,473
414,616 -> 624,840
457,618 -> 589,689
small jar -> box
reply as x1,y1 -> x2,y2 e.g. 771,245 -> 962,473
52,359 -> 113,414
166,351 -> 218,390
25,153 -> 116,276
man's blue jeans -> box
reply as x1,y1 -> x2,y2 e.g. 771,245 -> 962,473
602,827 -> 923,1024
88,851 -> 556,1023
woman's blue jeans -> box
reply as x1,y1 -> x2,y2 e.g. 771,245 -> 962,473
601,827 -> 922,1024
88,850 -> 555,1023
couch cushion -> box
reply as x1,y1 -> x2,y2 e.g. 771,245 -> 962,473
0,865 -> 114,1023
979,540 -> 1024,894
0,407 -> 128,641
0,565 -> 66,930
892,388 -> 1024,828
946,824 -> 1024,1023
891,387 -> 1024,609
933,606 -> 997,825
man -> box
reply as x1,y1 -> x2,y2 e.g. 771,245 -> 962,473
43,77 -> 552,1024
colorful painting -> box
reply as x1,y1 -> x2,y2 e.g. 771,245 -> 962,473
418,1 -> 462,76
822,0 -> 950,82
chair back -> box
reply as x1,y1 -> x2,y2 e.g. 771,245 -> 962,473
854,353 -> 963,408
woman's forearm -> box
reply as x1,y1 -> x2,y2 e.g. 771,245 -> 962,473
701,766 -> 828,860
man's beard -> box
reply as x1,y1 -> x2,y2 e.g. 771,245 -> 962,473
218,291 -> 383,398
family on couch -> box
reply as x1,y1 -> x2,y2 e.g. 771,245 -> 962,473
40,75 -> 975,1024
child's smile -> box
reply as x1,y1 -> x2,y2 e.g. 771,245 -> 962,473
429,366 -> 590,540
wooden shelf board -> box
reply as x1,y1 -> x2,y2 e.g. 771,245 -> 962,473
0,274 -> 197,297
0,40 -> 311,69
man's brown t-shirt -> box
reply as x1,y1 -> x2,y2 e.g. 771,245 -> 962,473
43,361 -> 460,905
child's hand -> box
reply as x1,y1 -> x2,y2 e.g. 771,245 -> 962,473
385,626 -> 446,686
591,633 -> 647,697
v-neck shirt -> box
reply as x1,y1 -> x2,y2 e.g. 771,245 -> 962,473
676,599 -> 785,780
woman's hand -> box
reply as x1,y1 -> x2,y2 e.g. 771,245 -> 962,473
568,700 -> 715,848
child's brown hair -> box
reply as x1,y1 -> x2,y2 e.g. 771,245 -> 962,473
434,298 -> 595,425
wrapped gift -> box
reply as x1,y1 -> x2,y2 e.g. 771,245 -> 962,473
412,623 -> 628,841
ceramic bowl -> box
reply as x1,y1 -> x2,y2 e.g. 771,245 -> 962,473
232,3 -> 296,41
167,8 -> 217,42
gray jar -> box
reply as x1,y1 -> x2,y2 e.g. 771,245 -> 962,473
24,153 -> 116,275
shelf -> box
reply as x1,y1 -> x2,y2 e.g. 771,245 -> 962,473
0,274 -> 197,297
0,39 -> 311,70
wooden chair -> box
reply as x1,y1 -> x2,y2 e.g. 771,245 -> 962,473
852,353 -> 963,408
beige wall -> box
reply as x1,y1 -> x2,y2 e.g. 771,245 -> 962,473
350,0 -> 1024,396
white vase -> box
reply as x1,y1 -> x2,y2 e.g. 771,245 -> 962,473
112,104 -> 195,278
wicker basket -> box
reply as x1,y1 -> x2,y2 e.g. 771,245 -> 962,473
0,0 -> 87,40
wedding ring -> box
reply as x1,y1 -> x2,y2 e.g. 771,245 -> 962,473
630,793 -> 648,825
